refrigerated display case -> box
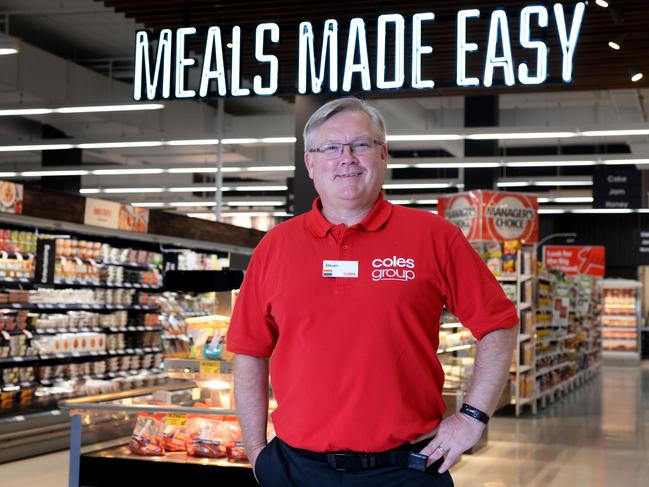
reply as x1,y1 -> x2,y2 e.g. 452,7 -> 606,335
600,279 -> 642,363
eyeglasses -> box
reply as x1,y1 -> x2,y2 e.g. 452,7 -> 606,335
307,138 -> 384,158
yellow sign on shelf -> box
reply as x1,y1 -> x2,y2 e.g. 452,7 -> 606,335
199,360 -> 221,375
165,413 -> 188,426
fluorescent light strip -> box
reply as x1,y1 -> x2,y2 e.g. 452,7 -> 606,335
78,141 -> 164,149
221,138 -> 260,144
260,137 -> 297,143
166,139 -> 219,146
79,188 -> 100,194
582,129 -> 649,137
534,180 -> 592,187
0,48 -> 19,55
382,183 -> 452,189
387,134 -> 463,142
415,199 -> 438,205
226,201 -> 285,206
0,144 -> 74,152
571,208 -> 633,214
496,181 -> 529,187
57,104 -> 164,114
387,199 -> 412,205
92,168 -> 165,175
603,158 -> 649,165
504,160 -> 596,167
467,132 -> 576,140
0,108 -> 53,116
414,162 -> 501,169
171,201 -> 217,207
538,209 -> 568,214
552,197 -> 594,203
234,185 -> 288,191
0,172 -> 18,177
131,202 -> 166,208
104,188 -> 164,194
22,170 -> 89,177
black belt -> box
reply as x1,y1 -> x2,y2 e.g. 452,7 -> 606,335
293,442 -> 429,472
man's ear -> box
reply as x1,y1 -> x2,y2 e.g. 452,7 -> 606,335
380,143 -> 389,167
304,151 -> 315,179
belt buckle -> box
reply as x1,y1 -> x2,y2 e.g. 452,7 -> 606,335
326,453 -> 368,471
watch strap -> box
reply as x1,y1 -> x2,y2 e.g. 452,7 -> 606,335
460,403 -> 490,424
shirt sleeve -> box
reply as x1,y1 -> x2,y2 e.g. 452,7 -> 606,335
226,243 -> 278,358
441,228 -> 519,340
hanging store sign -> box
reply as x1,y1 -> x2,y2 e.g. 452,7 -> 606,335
543,245 -> 605,277
84,198 -> 150,233
133,2 -> 585,99
35,238 -> 56,285
593,167 -> 642,209
438,190 -> 538,244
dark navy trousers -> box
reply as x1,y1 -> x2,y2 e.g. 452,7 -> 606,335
255,437 -> 455,487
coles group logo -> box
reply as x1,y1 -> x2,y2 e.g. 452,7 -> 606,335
371,256 -> 416,282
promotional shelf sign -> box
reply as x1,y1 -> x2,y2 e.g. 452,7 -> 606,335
0,181 -> 23,215
439,190 -> 538,244
543,245 -> 605,277
84,198 -> 150,234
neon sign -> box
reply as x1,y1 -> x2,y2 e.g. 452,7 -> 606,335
133,2 -> 586,99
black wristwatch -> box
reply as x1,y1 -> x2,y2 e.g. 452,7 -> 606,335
460,403 -> 490,424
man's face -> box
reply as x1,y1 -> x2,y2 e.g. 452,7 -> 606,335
304,110 -> 388,212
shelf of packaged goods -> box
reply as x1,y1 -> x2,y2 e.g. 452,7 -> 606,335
57,256 -> 159,271
536,323 -> 568,329
0,348 -> 163,366
536,334 -> 577,345
496,275 -> 517,282
536,306 -> 554,313
161,333 -> 190,340
437,343 -> 475,354
32,326 -> 163,335
510,395 -> 534,406
38,368 -> 164,386
536,350 -> 564,361
602,326 -> 637,331
160,312 -> 211,319
0,279 -> 163,291
52,280 -> 162,290
601,314 -> 637,320
518,334 -> 532,342
535,361 -> 575,377
0,303 -> 160,312
536,381 -> 565,399
601,338 -> 637,343
510,364 -> 532,374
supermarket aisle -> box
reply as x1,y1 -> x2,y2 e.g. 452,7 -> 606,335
1,364 -> 647,487
452,363 -> 649,486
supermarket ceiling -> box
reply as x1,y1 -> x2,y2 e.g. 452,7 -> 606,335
0,0 -> 647,221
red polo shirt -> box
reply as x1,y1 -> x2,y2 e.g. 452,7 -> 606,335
227,194 -> 518,452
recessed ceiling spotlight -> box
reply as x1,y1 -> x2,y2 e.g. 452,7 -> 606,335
608,41 -> 620,50
630,69 -> 644,82
595,0 -> 609,7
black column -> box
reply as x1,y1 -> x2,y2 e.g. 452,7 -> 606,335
463,95 -> 499,190
292,95 -> 335,216
41,124 -> 82,194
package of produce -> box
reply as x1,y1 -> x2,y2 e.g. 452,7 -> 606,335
128,413 -> 165,456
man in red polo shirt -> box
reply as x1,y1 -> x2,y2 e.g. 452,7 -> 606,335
227,97 -> 519,486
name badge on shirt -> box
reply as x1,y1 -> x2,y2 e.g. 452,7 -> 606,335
322,260 -> 359,278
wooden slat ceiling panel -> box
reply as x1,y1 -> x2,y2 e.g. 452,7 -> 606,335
102,0 -> 649,96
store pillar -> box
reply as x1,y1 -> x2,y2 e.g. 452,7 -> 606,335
42,124 -> 82,194
463,95 -> 499,191
292,95 -> 335,215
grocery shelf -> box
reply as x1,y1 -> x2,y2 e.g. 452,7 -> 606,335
535,360 -> 575,377
57,256 -> 159,271
32,326 -> 163,335
0,279 -> 163,291
0,303 -> 160,312
496,275 -> 517,282
0,347 -> 163,366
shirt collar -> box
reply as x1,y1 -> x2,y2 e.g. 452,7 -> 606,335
306,193 -> 393,238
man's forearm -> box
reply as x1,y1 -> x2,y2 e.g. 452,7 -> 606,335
463,324 -> 519,416
233,354 -> 270,465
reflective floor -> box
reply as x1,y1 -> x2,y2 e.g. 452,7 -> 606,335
1,364 -> 647,486
452,364 -> 649,486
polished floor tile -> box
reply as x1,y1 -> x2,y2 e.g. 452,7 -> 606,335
0,364 -> 647,486
451,364 -> 649,486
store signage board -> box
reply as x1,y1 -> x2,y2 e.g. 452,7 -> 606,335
0,181 -> 23,215
593,167 -> 642,209
133,2 -> 585,99
35,239 -> 56,285
543,245 -> 605,277
438,190 -> 538,244
84,198 -> 150,234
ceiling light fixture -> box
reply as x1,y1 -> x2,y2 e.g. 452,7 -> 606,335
595,0 -> 609,7
386,134 -> 463,142
103,187 -> 165,194
631,71 -> 644,82
131,202 -> 166,207
78,141 -> 164,149
0,143 -> 74,152
22,169 -> 89,177
466,132 -> 576,140
166,139 -> 219,146
92,168 -> 165,175
382,182 -> 452,189
0,103 -> 164,116
170,201 -> 218,207
608,41 -> 620,50
504,160 -> 597,167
